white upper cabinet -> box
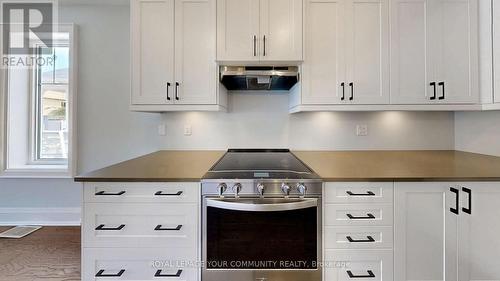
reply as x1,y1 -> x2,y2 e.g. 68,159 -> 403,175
131,0 -> 223,110
346,0 -> 389,104
301,0 -> 346,104
458,183 -> 500,281
391,0 -> 478,105
494,1 -> 500,104
131,0 -> 175,105
216,0 -> 303,62
300,0 -> 388,105
259,0 -> 303,61
394,182 -> 458,281
174,0 -> 217,104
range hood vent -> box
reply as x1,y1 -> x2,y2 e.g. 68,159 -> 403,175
220,66 -> 299,91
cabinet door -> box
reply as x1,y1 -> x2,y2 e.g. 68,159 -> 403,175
434,0 -> 478,104
301,0 -> 346,104
259,0 -> 303,61
174,0 -> 217,104
493,1 -> 500,103
390,0 -> 437,104
131,0 -> 175,105
344,0 -> 389,105
394,183 -> 458,281
458,183 -> 500,281
216,0 -> 260,61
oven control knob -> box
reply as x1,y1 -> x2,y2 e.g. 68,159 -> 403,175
281,183 -> 292,197
217,183 -> 227,198
232,183 -> 242,199
257,183 -> 265,198
297,183 -> 307,197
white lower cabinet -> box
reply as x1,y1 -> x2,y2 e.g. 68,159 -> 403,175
395,182 -> 500,281
83,248 -> 197,281
324,250 -> 393,281
82,182 -> 200,281
324,183 -> 394,281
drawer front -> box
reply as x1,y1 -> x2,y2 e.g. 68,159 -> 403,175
324,204 -> 393,226
84,182 -> 199,203
83,248 -> 198,281
325,182 -> 394,204
83,203 -> 198,248
324,250 -> 393,281
324,226 -> 393,249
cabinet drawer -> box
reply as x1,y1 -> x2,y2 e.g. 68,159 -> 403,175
325,182 -> 393,203
324,250 -> 393,281
83,203 -> 198,248
324,204 -> 393,226
82,248 -> 197,281
324,226 -> 393,249
84,182 -> 199,203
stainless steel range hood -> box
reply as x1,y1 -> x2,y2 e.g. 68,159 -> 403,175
219,66 -> 299,91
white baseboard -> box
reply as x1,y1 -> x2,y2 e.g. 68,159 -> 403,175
0,207 -> 81,226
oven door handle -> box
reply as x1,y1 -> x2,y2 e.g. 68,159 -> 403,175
206,198 -> 318,212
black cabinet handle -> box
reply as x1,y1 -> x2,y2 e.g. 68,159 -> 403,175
349,82 -> 354,100
175,82 -> 180,100
341,82 -> 345,101
155,269 -> 182,277
347,270 -> 375,278
95,224 -> 125,231
155,224 -> 182,231
95,269 -> 125,277
346,191 -> 375,196
155,191 -> 183,196
95,191 -> 126,196
347,213 -> 375,220
430,82 -> 437,100
439,82 -> 445,100
263,35 -> 267,56
462,187 -> 472,215
253,35 -> 257,56
346,236 -> 375,243
450,187 -> 459,215
167,82 -> 171,101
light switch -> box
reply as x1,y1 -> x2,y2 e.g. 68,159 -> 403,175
356,125 -> 368,136
184,125 -> 192,136
158,124 -> 166,136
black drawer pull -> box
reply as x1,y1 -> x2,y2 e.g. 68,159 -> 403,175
155,225 -> 182,231
341,82 -> 345,101
95,269 -> 125,277
346,191 -> 375,196
155,269 -> 182,277
95,191 -> 126,196
155,191 -> 183,196
438,81 -> 445,100
347,270 -> 375,278
450,187 -> 459,215
347,213 -> 375,220
346,236 -> 375,243
95,224 -> 125,231
430,82 -> 437,100
462,187 -> 472,215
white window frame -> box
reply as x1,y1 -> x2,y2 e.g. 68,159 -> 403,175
0,24 -> 77,178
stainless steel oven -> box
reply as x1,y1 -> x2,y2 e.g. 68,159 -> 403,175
201,149 -> 322,281
202,182 -> 322,281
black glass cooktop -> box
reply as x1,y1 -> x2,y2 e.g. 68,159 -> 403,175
203,149 -> 320,180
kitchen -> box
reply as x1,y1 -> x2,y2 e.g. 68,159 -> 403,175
0,0 -> 500,281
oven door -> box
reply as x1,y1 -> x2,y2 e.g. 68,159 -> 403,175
202,197 -> 321,281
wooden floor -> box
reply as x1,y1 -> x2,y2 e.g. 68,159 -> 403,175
0,227 -> 80,281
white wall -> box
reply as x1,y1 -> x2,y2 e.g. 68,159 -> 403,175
455,111 -> 500,157
0,3 -> 162,225
161,94 -> 455,150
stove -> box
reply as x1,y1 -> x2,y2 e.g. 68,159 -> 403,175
201,149 -> 322,281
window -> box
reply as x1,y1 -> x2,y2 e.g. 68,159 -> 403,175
1,24 -> 76,177
33,45 -> 70,163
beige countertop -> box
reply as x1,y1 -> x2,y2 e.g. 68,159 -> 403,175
75,150 -> 500,182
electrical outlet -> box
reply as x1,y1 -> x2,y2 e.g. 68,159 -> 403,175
184,125 -> 192,136
356,125 -> 368,136
158,124 -> 166,136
